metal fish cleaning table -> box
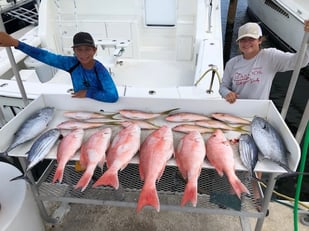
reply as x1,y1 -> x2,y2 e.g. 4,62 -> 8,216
0,94 -> 301,231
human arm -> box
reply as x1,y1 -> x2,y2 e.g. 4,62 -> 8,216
0,32 -> 19,47
219,60 -> 239,103
71,61 -> 119,102
87,63 -> 119,102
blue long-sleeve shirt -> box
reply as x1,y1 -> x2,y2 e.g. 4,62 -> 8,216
17,41 -> 119,102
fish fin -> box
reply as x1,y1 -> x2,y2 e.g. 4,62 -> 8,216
161,107 -> 180,115
229,177 -> 250,199
93,168 -> 119,189
0,151 -> 8,157
181,180 -> 197,207
278,162 -> 293,173
10,173 -> 29,182
75,169 -> 94,192
144,120 -> 160,129
234,125 -> 250,133
52,166 -> 64,183
136,185 -> 159,213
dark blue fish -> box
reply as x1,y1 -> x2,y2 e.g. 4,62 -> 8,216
251,116 -> 290,172
0,107 -> 55,157
239,133 -> 258,179
11,128 -> 62,181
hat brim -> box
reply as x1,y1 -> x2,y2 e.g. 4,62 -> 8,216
236,34 -> 260,42
72,43 -> 96,48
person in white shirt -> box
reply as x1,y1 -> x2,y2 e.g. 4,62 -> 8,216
219,20 -> 309,103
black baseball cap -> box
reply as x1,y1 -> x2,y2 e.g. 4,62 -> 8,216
72,32 -> 95,48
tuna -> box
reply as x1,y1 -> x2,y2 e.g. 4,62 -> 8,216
93,123 -> 141,189
251,116 -> 290,171
1,107 -> 55,156
239,133 -> 258,178
136,125 -> 174,212
175,131 -> 206,207
205,129 -> 249,198
52,129 -> 85,183
11,128 -> 62,181
75,127 -> 112,192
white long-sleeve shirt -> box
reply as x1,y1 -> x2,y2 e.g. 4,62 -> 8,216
219,48 -> 309,100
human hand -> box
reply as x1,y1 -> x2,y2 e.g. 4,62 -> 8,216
224,92 -> 238,104
71,90 -> 87,98
0,32 -> 19,47
304,20 -> 309,33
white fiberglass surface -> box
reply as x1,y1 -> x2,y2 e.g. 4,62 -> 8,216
111,60 -> 195,88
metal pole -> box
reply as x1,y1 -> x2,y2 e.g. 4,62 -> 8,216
0,14 -> 29,106
295,99 -> 309,143
281,32 -> 309,119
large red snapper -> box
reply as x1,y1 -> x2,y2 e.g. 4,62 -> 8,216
93,123 -> 141,189
53,128 -> 84,183
75,127 -> 112,192
175,131 -> 206,207
205,129 -> 249,198
136,125 -> 174,212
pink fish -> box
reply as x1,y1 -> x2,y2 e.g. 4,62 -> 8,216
172,124 -> 213,134
63,111 -> 115,120
205,129 -> 249,198
75,127 -> 112,192
136,125 -> 174,212
165,112 -> 211,122
211,113 -> 250,125
93,123 -> 141,189
118,108 -> 178,120
175,131 -> 206,207
57,120 -> 105,130
119,120 -> 159,130
52,129 -> 84,183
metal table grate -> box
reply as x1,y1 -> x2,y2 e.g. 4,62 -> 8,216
38,162 -> 263,217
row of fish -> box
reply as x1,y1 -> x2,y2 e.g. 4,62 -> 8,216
1,107 -> 290,213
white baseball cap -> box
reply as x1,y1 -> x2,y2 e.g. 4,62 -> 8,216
236,22 -> 262,42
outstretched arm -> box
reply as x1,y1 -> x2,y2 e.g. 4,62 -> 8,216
0,32 -> 19,47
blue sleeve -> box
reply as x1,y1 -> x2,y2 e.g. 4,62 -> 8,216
16,41 -> 77,71
71,61 -> 119,103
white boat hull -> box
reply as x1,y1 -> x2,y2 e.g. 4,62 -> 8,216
0,0 -> 224,124
247,0 -> 309,51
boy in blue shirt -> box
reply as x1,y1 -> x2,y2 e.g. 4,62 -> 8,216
0,31 -> 119,103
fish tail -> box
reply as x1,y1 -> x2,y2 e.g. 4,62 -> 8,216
52,166 -> 64,183
136,184 -> 159,213
0,151 -> 8,157
10,173 -> 29,182
235,125 -> 250,133
103,113 -> 119,120
75,169 -> 94,192
161,108 -> 180,115
93,169 -> 119,189
181,180 -> 198,207
278,162 -> 293,173
229,177 -> 250,199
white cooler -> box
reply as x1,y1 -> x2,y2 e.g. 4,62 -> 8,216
0,162 -> 45,231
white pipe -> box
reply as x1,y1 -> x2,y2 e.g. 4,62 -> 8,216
281,32 -> 309,119
295,99 -> 309,143
0,14 -> 29,106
